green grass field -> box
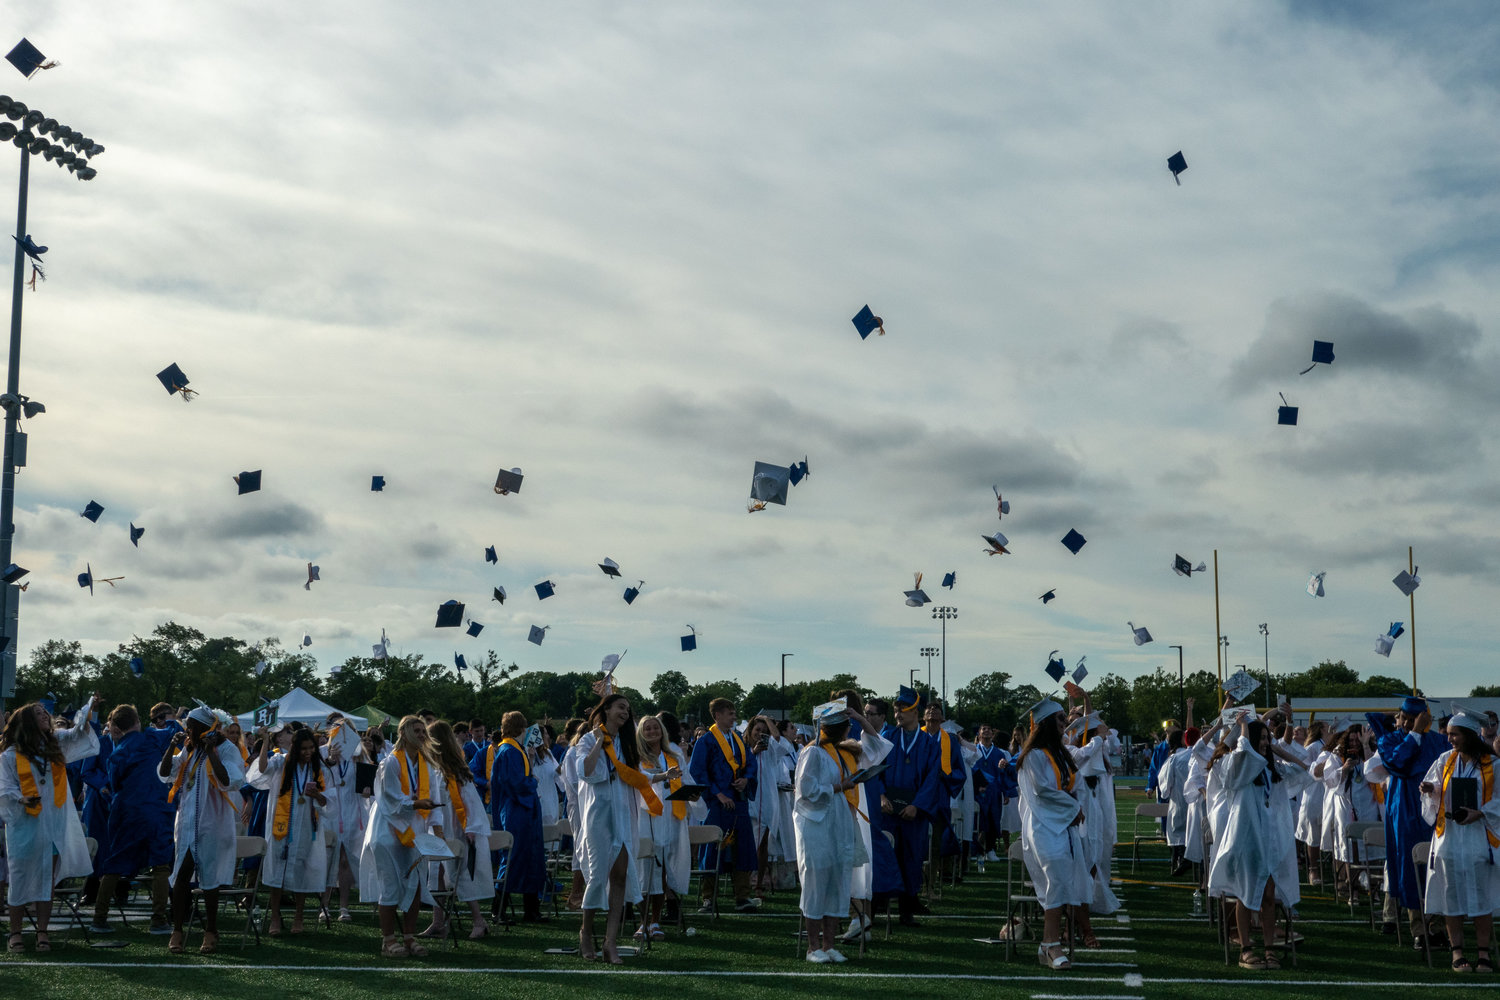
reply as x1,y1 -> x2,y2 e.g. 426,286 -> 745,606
2,784 -> 1494,999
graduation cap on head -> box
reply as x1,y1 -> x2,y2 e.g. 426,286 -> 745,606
788,456 -> 810,486
129,656 -> 144,678
493,467 -> 523,495
981,531 -> 1010,556
852,305 -> 885,339
1039,588 -> 1056,604
941,571 -> 956,590
1300,340 -> 1335,375
1167,150 -> 1187,184
234,470 -> 262,494
129,523 -> 145,547
894,685 -> 921,712
1,563 -> 27,583
1173,554 -> 1206,577
992,486 -> 1010,518
1061,529 -> 1086,555
304,563 -> 320,590
1073,657 -> 1088,683
155,363 -> 197,401
904,571 -> 930,607
454,652 -> 467,672
750,461 -> 791,507
534,580 -> 555,600
1277,393 -> 1298,426
484,545 -> 498,565
599,557 -> 621,577
527,624 -> 549,645
370,475 -> 385,492
1393,568 -> 1421,596
1128,621 -> 1153,646
435,600 -> 465,627
1307,571 -> 1326,598
1044,650 -> 1066,683
465,619 -> 483,637
491,586 -> 507,604
623,580 -> 643,604
680,625 -> 698,652
6,39 -> 56,78
1028,697 -> 1065,727
80,500 -> 104,522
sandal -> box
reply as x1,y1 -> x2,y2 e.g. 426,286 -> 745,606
7,932 -> 24,954
404,936 -> 429,958
1476,955 -> 1494,973
1081,931 -> 1101,949
1036,941 -> 1070,970
199,931 -> 218,955
168,930 -> 185,955
1238,948 -> 1267,970
380,934 -> 408,958
1453,948 -> 1473,973
33,933 -> 49,954
1264,949 -> 1281,970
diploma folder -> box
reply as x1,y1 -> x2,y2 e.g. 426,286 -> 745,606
1450,775 -> 1479,815
850,763 -> 888,785
666,784 -> 707,802
354,761 -> 378,795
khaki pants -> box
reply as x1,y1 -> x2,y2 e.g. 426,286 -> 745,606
700,870 -> 752,905
94,866 -> 170,928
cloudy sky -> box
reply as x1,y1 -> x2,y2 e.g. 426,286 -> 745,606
4,1 -> 1498,708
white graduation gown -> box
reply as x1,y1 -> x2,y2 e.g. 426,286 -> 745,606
0,714 -> 99,905
1207,736 -> 1276,905
575,731 -> 643,910
1018,749 -> 1090,909
637,744 -> 691,896
1157,748 -> 1190,847
1183,739 -> 1215,864
1320,755 -> 1384,863
320,756 -> 368,884
769,736 -> 798,863
1294,740 -> 1326,845
794,732 -> 883,920
749,741 -> 783,860
561,745 -> 583,868
534,751 -> 562,828
160,740 -> 247,891
1073,737 -> 1120,913
358,754 -> 441,910
1419,751 -> 1500,917
248,755 -> 330,893
849,729 -> 892,899
430,778 -> 494,902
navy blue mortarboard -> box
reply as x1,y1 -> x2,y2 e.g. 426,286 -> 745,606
494,467 -> 524,495
129,656 -> 144,678
454,652 -> 468,672
599,558 -> 621,577
894,685 -> 921,712
527,624 -> 548,645
435,600 -> 464,628
491,586 -> 507,604
623,581 -> 643,605
788,456 -> 810,486
852,305 -> 885,340
1277,393 -> 1298,426
1167,150 -> 1187,184
5,39 -> 53,78
466,620 -> 483,637
485,545 -> 498,565
304,563 -> 320,590
77,564 -> 92,594
302,635 -> 312,647
1060,529 -> 1086,555
534,580 -> 555,600
681,625 -> 698,652
1174,554 -> 1207,577
370,475 -> 385,492
81,500 -> 104,522
1129,621 -> 1154,646
1,563 -> 27,583
1045,650 -> 1066,683
750,461 -> 791,507
1039,588 -> 1056,604
155,363 -> 196,400
235,470 -> 262,494
1300,340 -> 1335,374
14,235 -> 44,289
129,522 -> 145,547
941,571 -> 956,590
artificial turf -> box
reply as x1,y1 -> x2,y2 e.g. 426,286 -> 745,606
1,783 -> 1493,999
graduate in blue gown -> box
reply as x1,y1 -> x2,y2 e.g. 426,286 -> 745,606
90,705 -> 177,932
491,713 -> 546,922
462,719 -> 487,766
858,699 -> 903,918
1367,696 -> 1447,940
878,686 -> 946,925
689,697 -> 759,911
922,703 -> 968,865
971,724 -> 1015,857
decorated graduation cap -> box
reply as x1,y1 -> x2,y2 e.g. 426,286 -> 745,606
129,522 -> 145,547
493,467 -> 523,495
680,624 -> 698,652
1300,340 -> 1335,375
372,628 -> 390,659
435,599 -> 465,628
527,624 -> 549,645
1222,667 -> 1260,704
534,579 -> 555,600
1173,554 -> 1206,577
80,499 -> 104,522
491,586 -> 507,604
894,685 -> 922,712
851,305 -> 885,339
992,486 -> 1010,519
484,545 -> 498,565
593,651 -> 624,697
1277,393 -> 1298,426
1167,150 -> 1187,184
1374,621 -> 1405,657
812,697 -> 848,727
76,563 -> 122,593
1128,621 -> 1154,646
623,580 -> 644,605
1,563 -> 27,583
981,531 -> 1010,556
1061,529 -> 1086,555
129,656 -> 144,678
1039,588 -> 1056,604
155,363 -> 197,400
941,571 -> 956,590
1392,567 -> 1421,596
904,571 -> 930,607
370,475 -> 385,491
788,456 -> 810,486
6,39 -> 56,78
234,470 -> 262,494
1072,656 -> 1088,683
1307,571 -> 1326,598
454,652 -> 467,672
465,619 -> 483,637
304,563 -> 320,590
599,557 -> 621,577
1044,650 -> 1066,683
750,461 -> 791,507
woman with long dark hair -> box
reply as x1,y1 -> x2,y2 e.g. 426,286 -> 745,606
1017,699 -> 1089,971
1,697 -> 99,953
249,725 -> 330,935
421,720 -> 493,939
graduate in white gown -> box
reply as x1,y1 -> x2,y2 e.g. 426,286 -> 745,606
1318,725 -> 1384,901
1018,698 -> 1091,972
248,726 -> 330,935
1156,730 -> 1190,872
633,714 -> 690,942
744,715 -> 783,893
1294,723 -> 1327,885
1068,711 -> 1119,917
1,697 -> 99,953
359,715 -> 443,958
319,718 -> 368,922
420,721 -> 494,940
1418,712 -> 1499,972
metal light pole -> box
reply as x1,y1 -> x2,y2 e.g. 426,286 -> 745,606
919,647 -> 938,696
1169,644 -> 1184,723
931,606 -> 956,704
780,652 -> 792,710
909,667 -> 918,691
0,95 -> 101,709
1259,624 -> 1270,703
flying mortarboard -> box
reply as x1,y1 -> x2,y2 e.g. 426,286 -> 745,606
491,586 -> 507,604
76,564 -> 122,593
1128,621 -> 1153,646
454,652 -> 467,672
1061,529 -> 1087,555
527,624 -> 549,645
941,571 -> 956,590
80,500 -> 104,522
1277,393 -> 1298,426
904,571 -> 930,607
599,557 -> 621,577
370,475 -> 385,492
493,467 -> 523,495
5,39 -> 56,78
1300,340 -> 1335,375
435,600 -> 464,628
155,363 -> 197,400
466,620 -> 483,637
1167,150 -> 1187,185
484,545 -> 498,565
304,563 -> 319,590
1374,621 -> 1404,658
788,456 -> 810,486
1073,657 -> 1088,683
129,656 -> 144,678
852,305 -> 885,340
1307,571 -> 1325,598
372,628 -> 390,659
680,625 -> 698,652
750,461 -> 791,507
234,470 -> 262,494
981,531 -> 1010,556
623,580 -> 643,605
1392,568 -> 1420,596
13,235 -> 44,290
1045,650 -> 1066,683
534,579 -> 555,600
1173,554 -> 1206,577
301,635 -> 312,647
992,486 -> 1010,518
1,563 -> 27,583
129,523 -> 145,547
1039,588 -> 1056,604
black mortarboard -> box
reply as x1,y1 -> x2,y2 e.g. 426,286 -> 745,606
599,557 -> 621,577
6,39 -> 51,78
852,305 -> 885,340
1039,589 -> 1056,604
1277,393 -> 1298,426
1300,340 -> 1335,374
235,470 -> 262,494
435,600 -> 464,627
371,475 -> 385,491
80,500 -> 104,522
494,467 -> 524,495
466,620 -> 483,637
1061,529 -> 1086,555
129,523 -> 144,547
0,563 -> 27,583
1167,150 -> 1187,184
535,580 -> 555,600
491,586 -> 507,604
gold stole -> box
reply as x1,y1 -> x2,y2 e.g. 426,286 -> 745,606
393,750 -> 431,848
16,755 -> 66,816
602,737 -> 662,816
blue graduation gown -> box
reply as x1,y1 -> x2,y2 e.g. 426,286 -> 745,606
470,743 -> 493,802
689,727 -> 758,873
492,743 -> 544,893
864,760 -> 902,894
1146,739 -> 1170,798
1375,726 -> 1446,908
462,739 -> 483,766
880,724 -> 945,894
99,729 -> 177,874
972,744 -> 1010,837
77,730 -> 113,863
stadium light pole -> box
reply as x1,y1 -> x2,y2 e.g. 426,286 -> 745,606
1259,624 -> 1270,703
780,652 -> 792,711
931,605 -> 957,704
0,94 -> 101,710
1169,644 -> 1184,723
919,647 -> 938,696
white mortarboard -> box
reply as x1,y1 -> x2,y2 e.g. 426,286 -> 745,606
1393,568 -> 1421,596
940,720 -> 961,735
812,698 -> 848,726
527,624 -> 549,645
1065,712 -> 1101,736
1450,712 -> 1484,734
599,557 -> 621,577
981,531 -> 1010,556
1374,621 -> 1404,658
1307,571 -> 1325,598
904,571 -> 930,607
523,723 -> 545,748
187,704 -> 216,727
1128,621 -> 1153,646
992,486 -> 1010,518
372,628 -> 389,659
1029,698 -> 1064,725
750,461 -> 791,506
1223,668 -> 1260,703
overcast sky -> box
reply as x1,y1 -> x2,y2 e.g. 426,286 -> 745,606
4,1 -> 1497,710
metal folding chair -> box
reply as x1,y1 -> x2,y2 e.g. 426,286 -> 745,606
42,837 -> 98,945
489,829 -> 515,928
1362,826 -> 1391,937
1130,802 -> 1169,871
215,836 -> 267,947
682,824 -> 725,927
1412,841 -> 1432,969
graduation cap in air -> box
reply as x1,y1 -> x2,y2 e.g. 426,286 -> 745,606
1393,568 -> 1420,596
1128,621 -> 1153,646
129,656 -> 144,678
14,235 -> 44,290
904,572 -> 930,607
372,628 -> 390,659
527,624 -> 549,645
466,619 -> 483,637
1277,393 -> 1298,426
1374,622 -> 1405,658
435,600 -> 465,628
750,461 -> 791,507
6,39 -> 56,78
155,363 -> 197,400
941,571 -> 956,590
680,625 -> 698,652
981,531 -> 1010,556
484,545 -> 498,565
1307,571 -> 1326,598
534,580 -> 555,600
992,486 -> 1010,519
1072,656 -> 1088,683
1173,554 -> 1206,577
1061,529 -> 1087,555
491,586 -> 507,604
788,456 -> 810,486
304,563 -> 320,590
301,635 -> 312,648
234,470 -> 262,494
1300,340 -> 1335,375
76,564 -> 123,594
493,467 -> 523,495
852,305 -> 885,339
623,581 -> 644,605
599,557 -> 621,577
370,475 -> 385,492
454,652 -> 467,672
254,657 -> 268,676
80,500 -> 104,522
1,563 -> 27,583
1167,150 -> 1187,185
1039,588 -> 1056,604
594,651 -> 625,696
129,523 -> 145,547
1044,650 -> 1066,683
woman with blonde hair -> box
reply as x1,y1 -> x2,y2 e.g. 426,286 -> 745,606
1,697 -> 99,953
359,715 -> 442,958
634,713 -> 689,941
420,720 -> 493,939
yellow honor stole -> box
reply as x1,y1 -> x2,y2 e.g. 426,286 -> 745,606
273,760 -> 324,841
661,751 -> 687,820
16,755 -> 66,816
483,743 -> 498,804
710,723 -> 747,777
820,741 -> 864,816
925,726 -> 954,776
1434,753 -> 1497,847
444,773 -> 468,831
602,736 -> 662,817
1046,748 -> 1076,793
501,737 -> 531,777
393,749 -> 431,848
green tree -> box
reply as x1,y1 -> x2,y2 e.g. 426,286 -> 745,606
1472,685 -> 1500,697
650,670 -> 691,711
1089,673 -> 1133,734
675,680 -> 745,726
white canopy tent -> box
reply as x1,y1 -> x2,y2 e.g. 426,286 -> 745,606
236,686 -> 367,731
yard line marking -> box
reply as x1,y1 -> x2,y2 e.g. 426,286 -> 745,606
1067,962 -> 1139,968
1123,973 -> 1144,987
1030,994 -> 1142,999
0,964 -> 1140,982
1115,914 -> 1131,924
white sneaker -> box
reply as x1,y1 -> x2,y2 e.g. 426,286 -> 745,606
840,915 -> 869,941
806,949 -> 832,964
825,948 -> 848,963
983,850 -> 1000,862
338,908 -> 353,923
